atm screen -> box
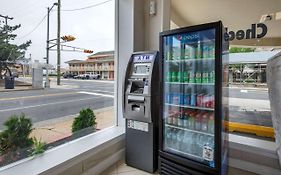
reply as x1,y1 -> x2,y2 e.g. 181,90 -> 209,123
136,65 -> 148,74
133,63 -> 150,75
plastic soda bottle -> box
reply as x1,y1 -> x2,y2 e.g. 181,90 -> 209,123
177,71 -> 182,82
165,127 -> 172,147
202,45 -> 209,59
201,112 -> 209,132
208,43 -> 215,58
208,113 -> 215,133
202,72 -> 209,83
183,72 -> 188,82
195,112 -> 202,131
190,93 -> 197,106
178,109 -> 184,126
196,41 -> 202,59
209,71 -> 215,83
171,72 -> 177,82
190,72 -> 195,83
188,110 -> 196,129
183,111 -> 189,127
195,72 -> 202,83
166,72 -> 171,82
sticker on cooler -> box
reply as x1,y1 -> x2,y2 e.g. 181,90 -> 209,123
203,145 -> 214,162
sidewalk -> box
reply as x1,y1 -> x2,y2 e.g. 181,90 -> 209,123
0,79 -> 43,92
30,107 -> 114,144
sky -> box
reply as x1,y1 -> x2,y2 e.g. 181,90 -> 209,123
0,0 -> 115,67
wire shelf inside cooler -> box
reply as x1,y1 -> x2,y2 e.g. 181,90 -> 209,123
165,124 -> 214,137
165,58 -> 215,63
165,82 -> 214,86
165,103 -> 214,111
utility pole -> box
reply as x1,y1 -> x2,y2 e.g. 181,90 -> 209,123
45,3 -> 58,88
57,0 -> 61,85
46,7 -> 50,88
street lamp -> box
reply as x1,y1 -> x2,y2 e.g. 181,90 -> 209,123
45,2 -> 58,88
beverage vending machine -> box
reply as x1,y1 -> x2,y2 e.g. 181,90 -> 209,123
159,21 -> 229,175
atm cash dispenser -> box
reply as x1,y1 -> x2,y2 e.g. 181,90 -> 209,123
123,51 -> 159,173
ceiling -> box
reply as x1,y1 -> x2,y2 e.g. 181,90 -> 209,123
171,0 -> 281,47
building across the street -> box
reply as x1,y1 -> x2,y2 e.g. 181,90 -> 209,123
65,51 -> 114,80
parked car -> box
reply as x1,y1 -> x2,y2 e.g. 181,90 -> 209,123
74,74 -> 84,79
63,73 -> 76,79
92,74 -> 100,80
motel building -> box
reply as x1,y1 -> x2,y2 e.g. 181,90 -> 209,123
65,51 -> 114,80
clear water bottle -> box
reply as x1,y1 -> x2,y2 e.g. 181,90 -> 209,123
172,129 -> 178,150
190,133 -> 197,154
196,134 -> 205,157
183,132 -> 192,153
177,130 -> 184,151
165,127 -> 172,148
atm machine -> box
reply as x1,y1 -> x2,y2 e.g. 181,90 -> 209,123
123,51 -> 159,173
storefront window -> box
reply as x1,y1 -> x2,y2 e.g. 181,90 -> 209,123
0,0 -> 115,167
170,0 -> 281,140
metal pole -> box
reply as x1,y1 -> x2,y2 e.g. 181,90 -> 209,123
45,7 -> 50,88
57,0 -> 61,85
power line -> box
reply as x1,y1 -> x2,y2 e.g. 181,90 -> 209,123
17,14 -> 47,40
61,0 -> 113,12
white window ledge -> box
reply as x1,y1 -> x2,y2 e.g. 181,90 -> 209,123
0,127 -> 280,175
228,133 -> 281,175
0,126 -> 125,175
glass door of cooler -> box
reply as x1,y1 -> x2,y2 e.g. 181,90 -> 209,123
163,28 -> 216,168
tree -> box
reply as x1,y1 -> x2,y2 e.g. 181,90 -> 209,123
0,23 -> 31,79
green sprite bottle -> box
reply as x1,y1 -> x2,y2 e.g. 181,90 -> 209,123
171,72 -> 177,82
177,71 -> 183,82
183,72 -> 188,83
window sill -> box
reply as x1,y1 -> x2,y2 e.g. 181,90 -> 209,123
228,133 -> 281,174
0,126 -> 125,175
0,127 -> 280,175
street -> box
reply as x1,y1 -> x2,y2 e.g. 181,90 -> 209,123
0,78 -> 272,130
0,79 -> 114,130
227,87 -> 272,127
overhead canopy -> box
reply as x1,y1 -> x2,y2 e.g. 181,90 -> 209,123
229,50 -> 281,64
171,0 -> 281,47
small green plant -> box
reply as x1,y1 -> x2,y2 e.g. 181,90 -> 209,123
72,108 -> 96,133
32,137 -> 46,155
0,114 -> 33,155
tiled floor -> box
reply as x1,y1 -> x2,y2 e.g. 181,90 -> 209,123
100,160 -> 258,175
100,160 -> 158,175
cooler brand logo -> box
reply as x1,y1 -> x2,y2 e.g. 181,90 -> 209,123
177,33 -> 199,41
224,23 -> 267,41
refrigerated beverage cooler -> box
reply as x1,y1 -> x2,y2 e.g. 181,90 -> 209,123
159,21 -> 229,175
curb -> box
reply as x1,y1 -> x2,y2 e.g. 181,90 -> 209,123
0,87 -> 44,93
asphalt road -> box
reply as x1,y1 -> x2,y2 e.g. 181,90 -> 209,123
0,78 -> 272,130
0,79 -> 114,130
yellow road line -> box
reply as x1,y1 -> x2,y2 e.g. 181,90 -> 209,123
0,92 -> 76,101
226,121 -> 275,138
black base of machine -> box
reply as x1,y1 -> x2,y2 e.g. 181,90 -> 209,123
125,120 -> 158,173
